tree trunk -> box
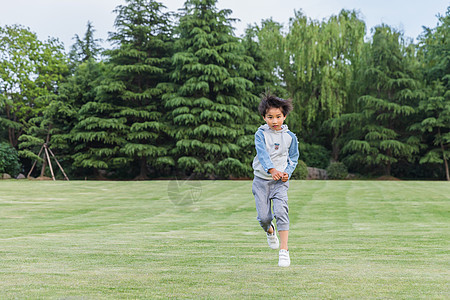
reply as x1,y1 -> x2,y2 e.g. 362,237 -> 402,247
6,106 -> 19,147
331,131 -> 340,162
134,157 -> 149,180
385,149 -> 392,176
436,128 -> 449,181
443,150 -> 449,181
8,127 -> 16,147
139,157 -> 148,178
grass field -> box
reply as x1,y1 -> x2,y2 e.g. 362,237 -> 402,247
0,180 -> 449,299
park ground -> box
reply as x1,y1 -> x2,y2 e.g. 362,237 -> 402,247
0,180 -> 449,299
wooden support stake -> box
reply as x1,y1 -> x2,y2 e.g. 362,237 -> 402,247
47,147 -> 69,181
27,142 -> 70,181
44,144 -> 55,181
27,144 -> 44,178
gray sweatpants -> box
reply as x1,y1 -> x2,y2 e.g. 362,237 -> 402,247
252,176 -> 290,232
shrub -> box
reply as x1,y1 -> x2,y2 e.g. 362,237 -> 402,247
299,143 -> 330,169
326,162 -> 348,180
0,142 -> 21,177
291,160 -> 308,180
217,158 -> 251,178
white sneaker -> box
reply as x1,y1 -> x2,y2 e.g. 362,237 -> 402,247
278,249 -> 290,267
266,224 -> 279,249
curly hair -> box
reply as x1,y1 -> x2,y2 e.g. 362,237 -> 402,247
258,91 -> 293,117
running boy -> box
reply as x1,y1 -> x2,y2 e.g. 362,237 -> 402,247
252,92 -> 299,267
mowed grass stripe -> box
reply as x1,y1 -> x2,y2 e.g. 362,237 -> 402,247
0,180 -> 448,299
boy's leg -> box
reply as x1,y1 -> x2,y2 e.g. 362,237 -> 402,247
252,177 -> 273,232
271,181 -> 290,249
279,230 -> 289,250
272,181 -> 291,266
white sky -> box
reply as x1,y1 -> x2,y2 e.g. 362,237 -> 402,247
0,0 -> 448,51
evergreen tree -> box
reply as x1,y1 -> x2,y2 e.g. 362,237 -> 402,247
165,0 -> 258,178
70,76 -> 127,177
48,60 -> 106,178
69,21 -> 103,68
96,0 -> 174,178
341,25 -> 422,176
414,8 -> 450,180
19,23 -> 106,178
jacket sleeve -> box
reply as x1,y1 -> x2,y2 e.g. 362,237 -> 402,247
284,131 -> 299,178
255,130 -> 274,173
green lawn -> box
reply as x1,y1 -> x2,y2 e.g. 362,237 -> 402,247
0,180 -> 448,299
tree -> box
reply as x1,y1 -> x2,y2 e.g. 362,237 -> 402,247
256,10 -> 366,138
254,10 -> 366,169
93,0 -> 175,179
69,21 -> 103,66
241,22 -> 287,99
0,142 -> 21,176
414,7 -> 450,180
46,60 -> 107,178
165,0 -> 258,178
18,23 -> 105,178
70,84 -> 128,177
415,81 -> 450,180
0,25 -> 68,148
341,25 -> 422,176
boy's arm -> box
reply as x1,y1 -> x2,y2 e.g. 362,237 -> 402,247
284,131 -> 299,178
255,130 -> 275,174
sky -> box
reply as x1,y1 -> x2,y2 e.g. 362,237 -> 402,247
0,0 -> 448,52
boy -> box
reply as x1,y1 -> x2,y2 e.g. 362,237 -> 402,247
252,92 -> 299,267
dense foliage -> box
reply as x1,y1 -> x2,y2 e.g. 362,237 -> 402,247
326,162 -> 348,180
165,0 -> 258,178
0,142 -> 21,176
0,1 -> 448,180
291,160 -> 308,180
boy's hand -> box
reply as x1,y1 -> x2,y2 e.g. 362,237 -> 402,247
281,172 -> 289,182
269,168 -> 284,181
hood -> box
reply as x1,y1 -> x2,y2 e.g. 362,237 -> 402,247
258,124 -> 289,133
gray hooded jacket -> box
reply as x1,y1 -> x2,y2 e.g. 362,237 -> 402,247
252,124 -> 299,180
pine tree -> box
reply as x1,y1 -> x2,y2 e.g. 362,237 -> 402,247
46,60 -> 106,178
34,23 -> 107,178
97,0 -> 175,179
414,8 -> 450,180
69,21 -> 103,64
22,23 -> 107,178
68,21 -> 103,71
341,25 -> 422,176
70,79 -> 128,177
165,0 -> 258,178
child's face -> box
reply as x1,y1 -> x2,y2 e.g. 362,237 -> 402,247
263,107 -> 286,131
